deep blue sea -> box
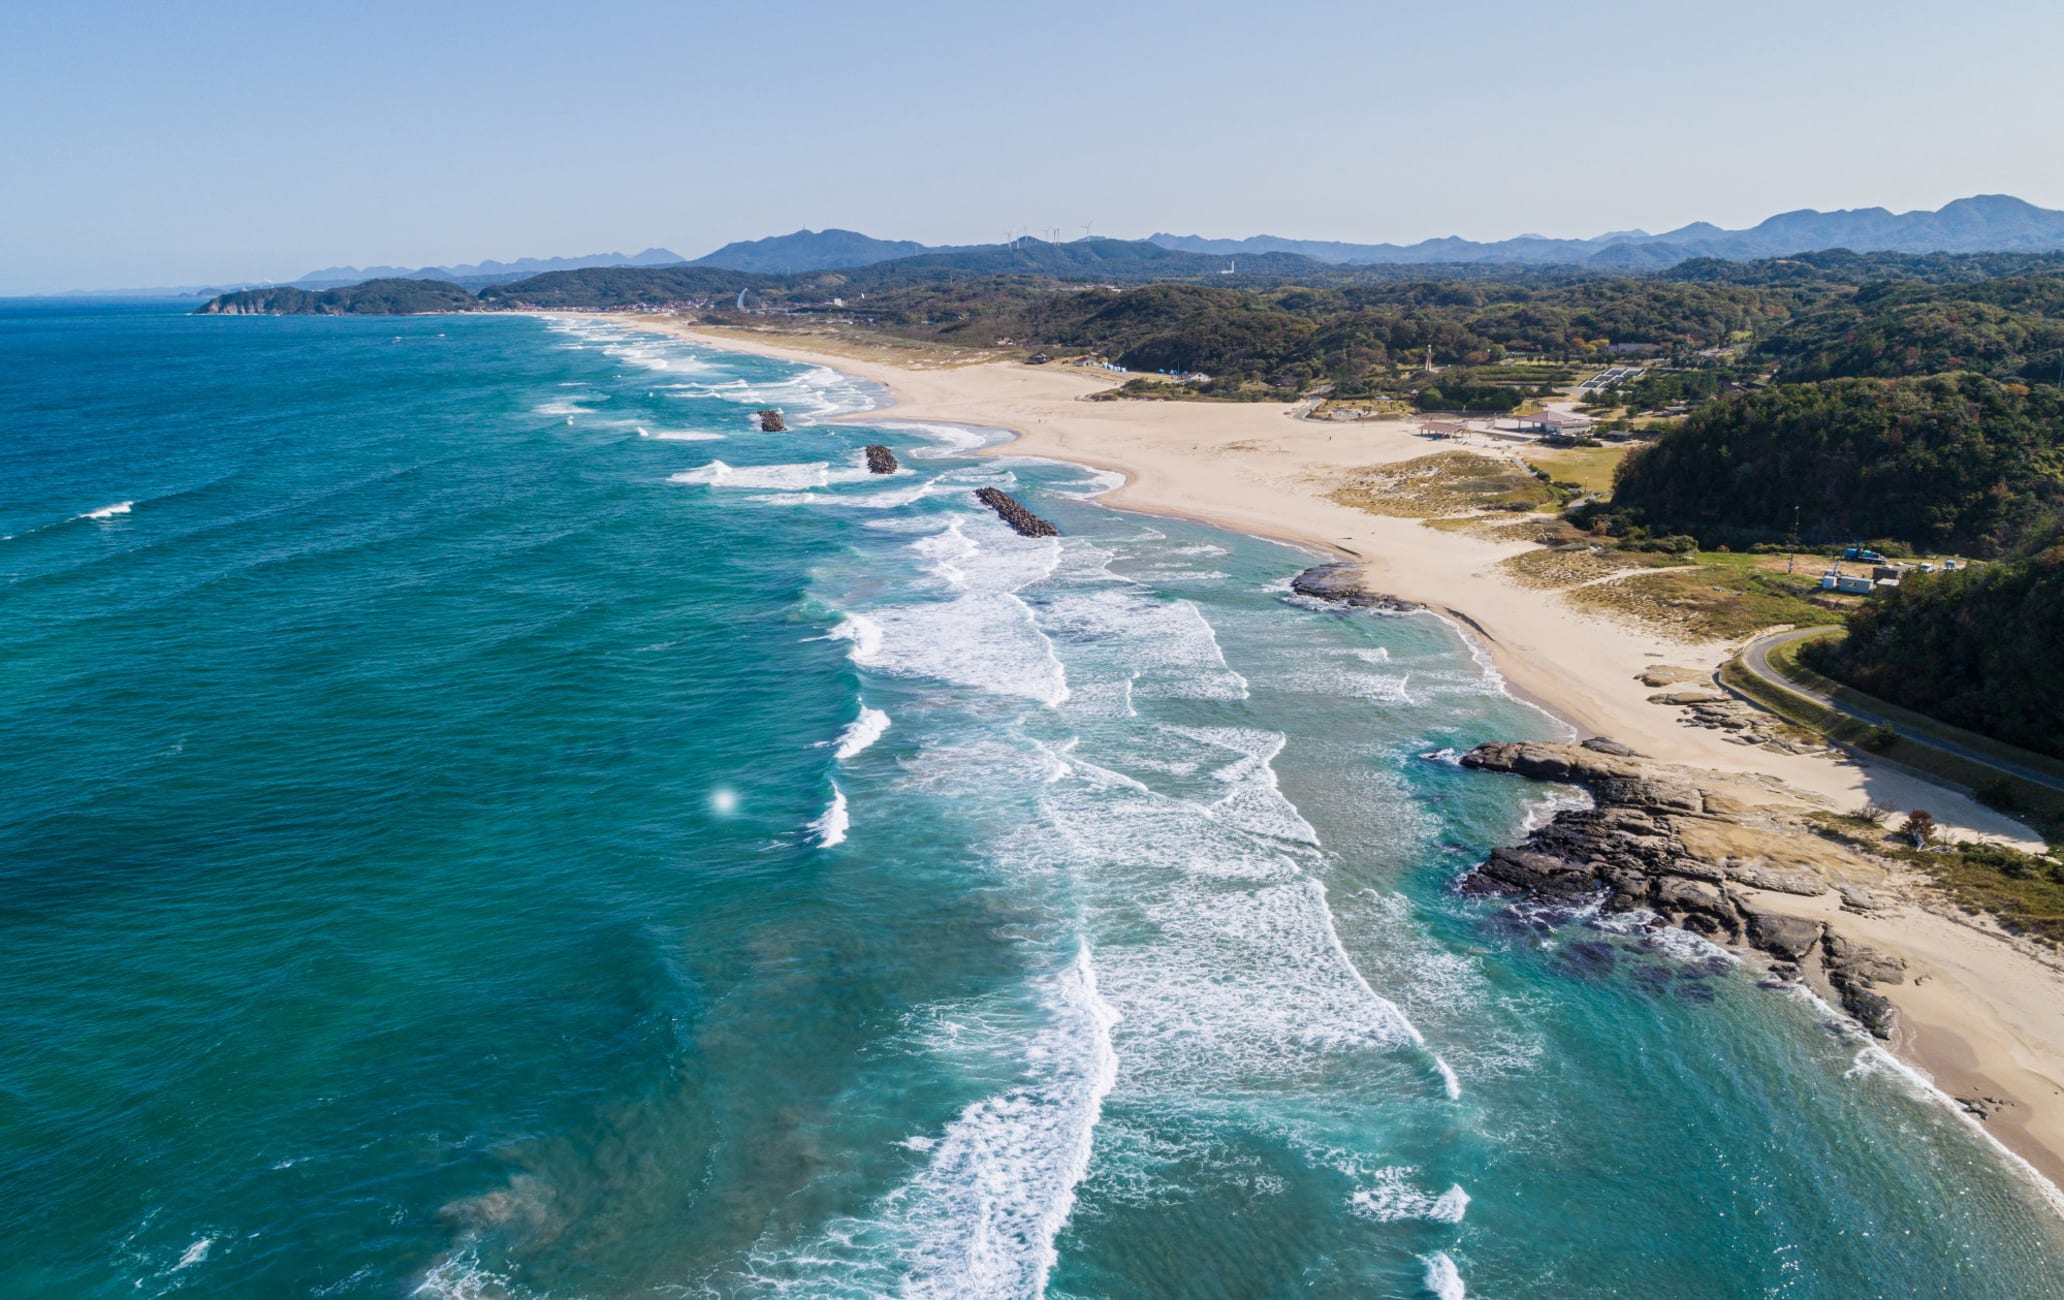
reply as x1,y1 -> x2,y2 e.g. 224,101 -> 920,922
4,300 -> 2063,1298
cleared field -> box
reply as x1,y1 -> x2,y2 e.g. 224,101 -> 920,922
1523,443 -> 1634,494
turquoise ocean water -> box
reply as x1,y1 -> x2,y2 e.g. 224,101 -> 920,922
3,300 -> 2062,1297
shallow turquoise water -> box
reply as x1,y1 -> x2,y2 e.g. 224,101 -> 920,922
2,301 -> 2060,1297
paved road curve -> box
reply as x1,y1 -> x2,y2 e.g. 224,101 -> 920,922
1735,627 -> 2064,795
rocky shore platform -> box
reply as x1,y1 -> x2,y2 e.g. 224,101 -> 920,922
864,444 -> 898,474
1289,562 -> 1424,613
975,487 -> 1059,537
1459,740 -> 1908,1037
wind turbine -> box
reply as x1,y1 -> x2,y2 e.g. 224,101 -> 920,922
1080,220 -> 1095,240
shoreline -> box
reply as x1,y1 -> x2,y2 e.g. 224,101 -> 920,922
598,313 -> 2064,1202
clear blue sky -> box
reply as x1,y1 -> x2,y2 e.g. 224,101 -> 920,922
4,0 -> 2061,292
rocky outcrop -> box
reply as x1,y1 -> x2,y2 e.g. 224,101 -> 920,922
864,444 -> 899,475
1289,563 -> 1424,613
1459,740 -> 1906,1038
757,409 -> 787,432
975,488 -> 1059,538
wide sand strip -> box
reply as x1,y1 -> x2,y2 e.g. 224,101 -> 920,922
608,316 -> 2064,1196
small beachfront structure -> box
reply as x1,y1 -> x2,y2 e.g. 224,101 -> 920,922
1507,409 -> 1594,436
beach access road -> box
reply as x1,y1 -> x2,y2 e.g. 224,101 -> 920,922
1736,627 -> 2064,796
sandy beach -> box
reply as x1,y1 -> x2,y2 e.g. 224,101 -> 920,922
608,315 -> 2064,1199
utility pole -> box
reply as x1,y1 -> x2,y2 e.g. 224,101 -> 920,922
1787,505 -> 1800,574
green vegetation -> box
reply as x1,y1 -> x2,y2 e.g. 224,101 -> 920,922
1810,810 -> 2064,946
1328,452 -> 1561,518
1565,555 -> 1841,642
476,265 -> 766,309
1804,536 -> 2064,759
1522,443 -> 1632,493
1606,374 -> 2064,554
196,277 -> 478,315
1757,275 -> 2064,383
1728,632 -> 2064,835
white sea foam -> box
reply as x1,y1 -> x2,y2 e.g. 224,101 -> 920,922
1422,1251 -> 1466,1299
840,524 -> 1070,706
875,420 -> 1008,457
833,706 -> 891,761
412,1246 -> 529,1299
80,501 -> 133,520
1520,784 -> 1593,834
1349,1167 -> 1471,1223
172,1236 -> 213,1270
809,785 -> 849,847
669,459 -> 875,490
825,614 -> 884,663
909,516 -> 979,588
1037,588 -> 1249,703
636,427 -> 726,442
1172,726 -> 1318,845
733,946 -> 1117,1297
858,591 -> 1070,706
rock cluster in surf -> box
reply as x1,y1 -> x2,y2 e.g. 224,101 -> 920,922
1459,740 -> 1907,1037
757,408 -> 787,432
864,444 -> 899,475
975,487 -> 1059,537
1290,562 -> 1424,613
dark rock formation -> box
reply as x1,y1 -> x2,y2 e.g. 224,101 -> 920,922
1742,908 -> 1822,961
1458,740 -> 1906,1039
974,488 -> 1059,538
757,409 -> 787,432
1289,562 -> 1424,612
1581,737 -> 1644,758
864,444 -> 899,474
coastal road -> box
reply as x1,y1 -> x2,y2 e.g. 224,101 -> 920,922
1735,627 -> 2064,795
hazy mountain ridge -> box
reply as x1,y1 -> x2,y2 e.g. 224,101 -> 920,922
687,229 -> 956,274
1152,196 -> 2064,268
291,248 -> 686,289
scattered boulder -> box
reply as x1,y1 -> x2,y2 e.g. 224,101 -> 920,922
1655,877 -> 1732,926
863,444 -> 899,475
757,408 -> 787,432
1726,865 -> 1830,897
974,487 -> 1059,538
1840,985 -> 1899,1038
1581,737 -> 1643,758
1638,665 -> 1708,688
1741,908 -> 1822,961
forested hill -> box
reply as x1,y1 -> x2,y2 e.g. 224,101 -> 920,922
1808,535 -> 2064,759
1754,275 -> 2064,382
1610,374 -> 2064,555
475,266 -> 768,309
477,238 -> 1326,307
195,278 -> 480,315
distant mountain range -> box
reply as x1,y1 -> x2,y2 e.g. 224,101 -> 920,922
1150,195 -> 2064,268
289,248 -> 686,290
71,195 -> 2064,300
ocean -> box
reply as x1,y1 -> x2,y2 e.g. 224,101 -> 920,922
3,299 -> 2061,1298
